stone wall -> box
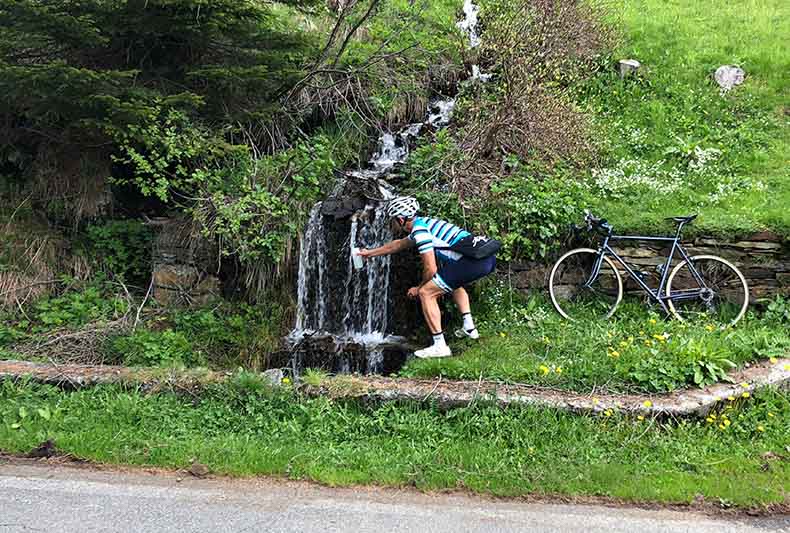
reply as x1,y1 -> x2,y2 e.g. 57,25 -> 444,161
148,217 -> 221,306
509,231 -> 790,302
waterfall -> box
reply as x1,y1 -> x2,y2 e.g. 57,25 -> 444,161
288,0 -> 487,371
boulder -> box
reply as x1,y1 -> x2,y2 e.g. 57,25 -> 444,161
618,59 -> 641,78
714,65 -> 745,91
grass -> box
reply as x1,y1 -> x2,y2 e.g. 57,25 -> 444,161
400,284 -> 790,393
583,0 -> 790,237
1,380 -> 788,506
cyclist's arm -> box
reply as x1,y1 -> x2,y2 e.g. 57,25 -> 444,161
359,238 -> 413,258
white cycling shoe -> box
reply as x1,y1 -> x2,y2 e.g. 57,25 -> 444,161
414,344 -> 452,358
454,327 -> 480,340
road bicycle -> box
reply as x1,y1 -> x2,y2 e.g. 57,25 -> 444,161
548,212 -> 749,326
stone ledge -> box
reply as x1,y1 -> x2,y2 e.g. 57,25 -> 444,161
1,358 -> 788,418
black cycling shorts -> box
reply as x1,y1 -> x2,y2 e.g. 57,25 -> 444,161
432,255 -> 496,293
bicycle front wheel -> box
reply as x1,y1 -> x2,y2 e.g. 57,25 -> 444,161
666,255 -> 749,327
549,248 -> 623,320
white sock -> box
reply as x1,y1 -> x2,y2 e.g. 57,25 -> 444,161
462,313 -> 475,331
432,332 -> 447,346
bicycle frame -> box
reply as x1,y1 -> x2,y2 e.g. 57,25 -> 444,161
584,228 -> 708,313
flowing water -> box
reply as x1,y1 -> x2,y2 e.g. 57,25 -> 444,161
287,0 -> 487,374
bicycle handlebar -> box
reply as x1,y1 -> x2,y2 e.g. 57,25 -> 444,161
582,211 -> 607,229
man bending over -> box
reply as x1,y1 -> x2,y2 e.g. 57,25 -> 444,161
358,196 -> 496,358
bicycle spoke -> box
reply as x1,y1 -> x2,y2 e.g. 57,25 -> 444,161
550,250 -> 621,320
667,256 -> 748,326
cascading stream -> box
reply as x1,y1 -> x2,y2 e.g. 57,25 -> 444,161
289,0 -> 487,371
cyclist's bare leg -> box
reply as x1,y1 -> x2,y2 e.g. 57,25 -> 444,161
452,287 -> 471,315
417,281 -> 445,334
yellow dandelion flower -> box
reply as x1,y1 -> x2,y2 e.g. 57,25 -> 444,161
714,396 -> 721,402
705,324 -> 715,332
604,409 -> 613,417
610,350 -> 620,358
756,425 -> 765,432
555,366 -> 563,374
282,377 -> 291,385
643,400 -> 653,408
639,330 -> 645,335
784,364 -> 790,371
710,413 -> 717,420
767,412 -> 775,418
742,392 -> 750,398
649,318 -> 657,325
723,419 -> 731,427
706,417 -> 714,424
539,365 -> 550,375
727,396 -> 735,402
740,382 -> 749,388
592,398 -> 599,405
718,423 -> 726,430
637,415 -> 645,421
653,334 -> 666,342
769,357 -> 777,364
500,332 -> 507,337
528,447 -> 535,453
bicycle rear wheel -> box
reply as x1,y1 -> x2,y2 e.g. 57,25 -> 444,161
549,248 -> 623,320
666,255 -> 749,326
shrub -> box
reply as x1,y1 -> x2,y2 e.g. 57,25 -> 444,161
765,297 -> 790,324
110,329 -> 202,368
84,220 -> 153,284
32,286 -> 126,331
171,303 -> 287,370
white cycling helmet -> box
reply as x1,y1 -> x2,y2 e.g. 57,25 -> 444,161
386,196 -> 419,219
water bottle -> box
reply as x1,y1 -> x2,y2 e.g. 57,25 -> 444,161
351,247 -> 364,270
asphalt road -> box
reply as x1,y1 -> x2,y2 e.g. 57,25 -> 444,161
1,461 -> 788,533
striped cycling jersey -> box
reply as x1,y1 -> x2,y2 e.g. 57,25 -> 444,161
409,216 -> 471,262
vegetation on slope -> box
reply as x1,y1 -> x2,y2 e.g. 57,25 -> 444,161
1,380 -> 788,506
405,0 -> 790,264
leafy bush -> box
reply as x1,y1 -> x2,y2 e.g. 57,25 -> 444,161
84,220 -> 153,284
171,303 -> 287,369
623,339 -> 735,392
764,297 -> 790,324
0,324 -> 25,347
110,329 -> 202,368
32,286 -> 126,331
483,173 -> 589,260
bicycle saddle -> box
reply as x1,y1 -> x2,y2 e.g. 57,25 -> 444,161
665,214 -> 698,223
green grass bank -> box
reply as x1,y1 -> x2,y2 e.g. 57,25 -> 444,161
585,0 -> 790,237
1,380 -> 788,507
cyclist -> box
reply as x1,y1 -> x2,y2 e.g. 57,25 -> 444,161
358,196 -> 496,358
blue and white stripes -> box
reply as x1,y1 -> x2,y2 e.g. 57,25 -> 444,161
409,217 -> 470,261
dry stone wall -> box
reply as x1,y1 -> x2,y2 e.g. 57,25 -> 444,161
509,232 -> 790,302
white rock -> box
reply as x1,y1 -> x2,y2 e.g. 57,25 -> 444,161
262,368 -> 284,385
618,59 -> 641,78
714,65 -> 745,91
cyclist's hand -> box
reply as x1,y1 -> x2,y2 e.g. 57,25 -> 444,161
407,286 -> 420,299
357,248 -> 374,259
